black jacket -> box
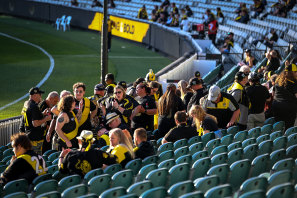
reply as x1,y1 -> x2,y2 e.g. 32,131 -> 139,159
134,141 -> 155,160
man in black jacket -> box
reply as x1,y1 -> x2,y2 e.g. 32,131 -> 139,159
187,77 -> 207,112
133,128 -> 155,159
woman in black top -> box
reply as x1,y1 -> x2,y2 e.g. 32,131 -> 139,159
272,62 -> 297,130
55,95 -> 79,150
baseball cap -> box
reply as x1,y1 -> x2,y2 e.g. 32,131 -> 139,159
208,85 -> 221,102
118,81 -> 127,89
77,130 -> 95,141
194,71 -> 201,78
235,71 -> 249,81
187,77 -> 202,88
285,63 -> 297,72
106,112 -> 119,124
29,87 -> 45,95
94,84 -> 105,91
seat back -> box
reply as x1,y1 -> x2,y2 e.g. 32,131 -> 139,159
127,180 -> 152,197
146,168 -> 168,187
168,163 -> 190,186
58,174 -> 81,193
61,184 -> 88,198
3,179 -> 28,195
229,159 -> 251,190
251,153 -> 270,177
111,169 -> 133,188
204,184 -> 232,198
88,174 -> 111,196
240,176 -> 268,194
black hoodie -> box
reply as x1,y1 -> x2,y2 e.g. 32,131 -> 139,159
134,141 -> 155,160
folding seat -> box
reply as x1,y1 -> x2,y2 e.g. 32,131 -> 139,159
3,192 -> 27,198
256,134 -> 270,144
99,186 -> 126,198
211,153 -> 228,166
3,179 -> 28,196
157,142 -> 173,154
201,132 -> 215,147
220,134 -> 233,146
266,183 -> 294,198
239,176 -> 267,194
269,148 -> 286,169
286,144 -> 297,159
233,131 -> 247,142
270,131 -> 282,141
174,146 -> 189,160
189,142 -> 203,155
211,145 -> 227,157
207,163 -> 229,184
227,126 -> 239,136
83,168 -> 103,184
273,121 -> 285,133
188,136 -> 201,146
192,150 -> 208,162
191,157 -> 211,180
271,158 -> 294,173
268,170 -> 292,189
243,144 -> 258,161
285,126 -> 297,136
194,175 -> 220,194
179,191 -> 204,198
173,139 -> 188,150
47,165 -> 59,175
61,184 -> 88,198
146,168 -> 168,187
168,180 -> 194,198
58,174 -> 81,193
205,139 -> 220,154
168,163 -> 190,186
142,155 -> 158,166
136,163 -> 157,182
228,141 -> 242,152
248,127 -> 261,138
36,191 -> 61,198
140,186 -> 167,198
158,150 -> 174,163
258,140 -> 273,155
242,138 -> 256,148
48,152 -> 61,163
158,159 -> 175,169
112,169 -> 133,188
228,148 -> 243,165
204,184 -> 232,198
287,133 -> 297,147
127,180 -> 152,197
176,154 -> 192,165
32,179 -> 58,197
250,153 -> 270,177
104,164 -> 122,176
2,148 -> 14,158
264,117 -> 275,125
88,174 -> 111,196
32,173 -> 52,187
125,159 -> 142,176
229,159 -> 251,190
238,190 -> 265,198
272,136 -> 287,151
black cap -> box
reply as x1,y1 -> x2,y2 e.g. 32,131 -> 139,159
118,81 -> 127,89
105,85 -> 114,94
29,87 -> 45,95
195,71 -> 201,78
187,77 -> 202,88
94,84 -> 105,91
105,73 -> 114,81
235,71 -> 248,81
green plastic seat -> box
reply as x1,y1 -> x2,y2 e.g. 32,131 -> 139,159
32,173 -> 52,187
287,133 -> 297,147
158,159 -> 175,169
3,179 -> 28,195
61,184 -> 88,198
228,148 -> 243,165
229,159 -> 251,190
264,117 -> 275,125
150,140 -> 157,148
220,134 -> 233,146
127,180 -> 152,197
158,150 -> 174,163
201,132 -> 215,147
286,144 -> 297,159
168,163 -> 190,186
248,127 -> 261,138
266,182 -> 294,198
194,175 -> 220,194
140,186 -> 167,198
191,157 -> 210,180
48,152 -> 61,162
52,171 -> 66,181
58,174 -> 81,193
261,124 -> 273,134
2,156 -> 13,164
168,180 -> 194,198
205,138 -> 220,154
207,163 -> 229,184
100,145 -> 109,152
258,140 -> 273,155
251,153 -> 270,177
142,155 -> 158,166
192,150 -> 208,162
3,148 -> 14,158
156,138 -> 163,147
243,144 -> 258,161
189,142 -> 203,155
271,158 -> 294,173
188,136 -> 201,146
136,163 -> 157,182
43,150 -> 58,158
285,126 -> 297,136
157,142 -> 173,154
211,153 -> 227,166
228,141 -> 242,152
256,134 -> 270,144
3,192 -> 27,198
48,165 -> 59,175
0,164 -> 7,173
100,186 -> 126,198
104,164 -> 122,176
176,154 -> 192,165
174,146 -> 189,159
146,168 -> 168,187
234,131 -> 248,142
242,137 -> 256,148
269,149 -> 286,169
210,145 -> 227,157
227,126 -> 239,136
125,159 -> 142,176
240,176 -> 268,194
52,158 -> 59,165
173,138 -> 188,150
270,131 -> 282,141
268,170 -> 292,189
179,191 -> 204,198
239,190 -> 265,198
83,168 -> 103,184
204,184 -> 232,198
33,179 -> 58,197
112,169 -> 133,188
77,193 -> 97,198
36,191 -> 61,198
272,136 -> 287,151
88,174 -> 111,196
273,121 -> 285,133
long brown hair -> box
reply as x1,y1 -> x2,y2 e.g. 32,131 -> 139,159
158,84 -> 177,115
189,105 -> 217,130
275,71 -> 296,87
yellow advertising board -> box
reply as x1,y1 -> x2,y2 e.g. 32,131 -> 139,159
88,13 -> 149,42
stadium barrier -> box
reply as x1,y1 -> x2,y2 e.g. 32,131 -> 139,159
0,116 -> 22,146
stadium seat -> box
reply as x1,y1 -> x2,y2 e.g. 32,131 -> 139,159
52,171 -> 66,181
3,192 -> 28,198
78,194 -> 97,198
173,139 -> 188,150
146,168 -> 168,187
2,149 -> 14,158
32,173 -> 52,187
238,190 -> 266,198
205,139 -> 220,154
228,141 -> 242,152
243,144 -> 258,161
240,176 -> 268,194
158,150 -> 174,163
266,182 -> 294,198
188,136 -> 201,146
201,132 -> 215,147
100,146 -> 109,152
285,126 -> 297,136
3,179 -> 28,195
168,180 -> 194,198
264,117 -> 275,125
157,142 -> 173,154
250,153 -> 270,177
189,142 -> 203,155
168,163 -> 190,186
228,148 -> 243,165
273,121 -> 285,133
99,186 -> 126,198
242,137 -> 256,148
272,158 -> 294,173
48,152 -> 61,162
268,170 -> 292,189
176,154 -> 192,165
158,159 -> 176,169
179,191 -> 204,198
270,131 -> 283,141
191,157 -> 211,180
261,124 -> 273,134
207,163 -> 229,184
272,136 -> 287,151
174,146 -> 189,159
125,159 -> 142,176
48,165 -> 59,175
140,186 -> 167,198
234,131 -> 248,142
112,169 -> 133,188
256,134 -> 270,144
248,127 -> 261,138
61,184 -> 88,198
286,144 -> 297,159
33,179 -> 58,197
127,180 -> 152,197
142,155 -> 158,166
192,150 -> 208,162
258,140 -> 273,155
204,184 -> 232,198
269,149 -> 286,169
104,164 -> 122,176
220,134 -> 233,146
52,158 -> 59,165
83,168 -> 103,184
43,150 -> 57,158
36,191 -> 61,198
58,174 -> 81,193
211,153 -> 228,166
194,175 -> 220,194
287,133 -> 297,147
227,126 -> 239,136
229,159 -> 251,190
88,174 -> 111,196
210,145 -> 227,157
136,163 -> 157,182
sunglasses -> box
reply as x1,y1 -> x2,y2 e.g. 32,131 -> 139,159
115,91 -> 122,94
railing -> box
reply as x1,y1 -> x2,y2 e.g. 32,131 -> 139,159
0,116 -> 22,146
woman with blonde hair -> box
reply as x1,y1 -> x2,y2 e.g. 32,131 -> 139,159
189,105 -> 218,136
108,128 -> 134,167
177,80 -> 192,100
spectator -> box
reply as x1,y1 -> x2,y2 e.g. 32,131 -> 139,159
127,77 -> 145,98
173,13 -> 180,26
108,128 -> 134,167
272,3 -> 287,17
185,5 -> 193,17
131,83 -> 157,132
207,15 -> 218,45
151,5 -> 160,22
227,72 -> 250,130
239,49 -> 256,68
20,87 -> 52,155
161,0 -> 171,9
91,0 -> 102,7
88,84 -> 105,129
180,16 -> 190,32
189,105 -> 218,136
201,85 -> 240,129
71,0 -> 78,6
246,72 -> 271,129
216,7 -> 224,22
155,84 -> 185,139
171,3 -> 179,14
55,95 -> 79,150
0,133 -> 48,185
137,5 -> 148,20
272,62 -> 297,130
105,73 -> 117,88
73,82 -> 97,135
58,130 -> 117,177
235,3 -> 248,14
264,29 -> 278,48
177,80 -> 192,102
180,8 -> 188,20
118,81 -> 139,110
235,9 -> 250,24
166,12 -> 175,26
259,50 -> 280,73
239,65 -> 251,74
187,77 -> 208,112
133,128 -> 155,159
162,111 -> 197,144
204,9 -> 216,24
157,12 -> 167,25
251,0 -> 265,17
220,32 -> 234,54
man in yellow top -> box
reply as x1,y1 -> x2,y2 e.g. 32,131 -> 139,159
137,5 -> 148,20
